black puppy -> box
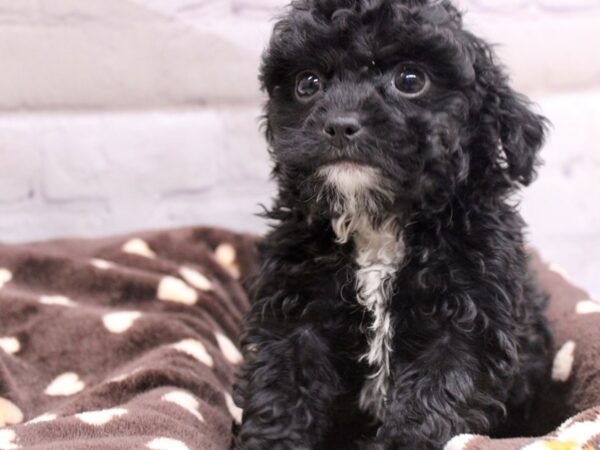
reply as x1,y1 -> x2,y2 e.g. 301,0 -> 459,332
234,1 -> 552,449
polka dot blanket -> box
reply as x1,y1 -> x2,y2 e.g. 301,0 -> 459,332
0,227 -> 258,450
0,226 -> 598,450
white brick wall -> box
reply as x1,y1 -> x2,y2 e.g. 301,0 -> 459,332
0,0 -> 598,297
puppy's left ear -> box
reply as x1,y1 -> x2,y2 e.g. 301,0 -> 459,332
494,84 -> 548,186
472,38 -> 548,186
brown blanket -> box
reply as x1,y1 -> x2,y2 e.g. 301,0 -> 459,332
0,227 -> 598,450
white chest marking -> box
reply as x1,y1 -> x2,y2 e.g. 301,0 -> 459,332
353,220 -> 405,420
321,163 -> 404,419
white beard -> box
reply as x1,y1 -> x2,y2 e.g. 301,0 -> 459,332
320,163 -> 405,420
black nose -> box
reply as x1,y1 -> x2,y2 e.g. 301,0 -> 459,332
323,115 -> 362,148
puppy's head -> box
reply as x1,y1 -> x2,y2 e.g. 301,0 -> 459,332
261,0 -> 547,221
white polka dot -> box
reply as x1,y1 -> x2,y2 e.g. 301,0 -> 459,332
44,372 -> 85,397
552,340 -> 577,382
157,276 -> 198,305
549,263 -> 570,280
90,259 -> 115,270
224,392 -> 242,425
215,332 -> 242,365
444,434 -> 476,450
102,311 -> 142,334
162,391 -> 204,422
76,408 -> 127,426
26,413 -> 57,425
0,429 -> 18,450
576,300 -> 600,315
554,412 -> 600,445
179,267 -> 213,291
147,437 -> 190,450
0,269 -> 12,289
214,244 -> 240,279
0,398 -> 23,427
0,338 -> 20,355
215,243 -> 236,265
122,238 -> 157,259
172,339 -> 213,368
39,295 -> 76,307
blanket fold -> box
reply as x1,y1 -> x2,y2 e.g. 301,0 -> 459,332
0,227 -> 258,450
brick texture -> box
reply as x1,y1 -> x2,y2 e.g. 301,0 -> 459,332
0,0 -> 598,297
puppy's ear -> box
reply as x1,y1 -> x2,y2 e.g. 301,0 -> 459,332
471,38 -> 548,186
494,84 -> 547,186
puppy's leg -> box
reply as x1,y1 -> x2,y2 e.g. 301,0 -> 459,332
376,329 -> 511,450
234,326 -> 342,450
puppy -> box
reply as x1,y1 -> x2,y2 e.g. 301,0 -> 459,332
234,1 -> 553,449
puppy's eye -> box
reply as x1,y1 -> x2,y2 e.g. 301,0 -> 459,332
393,64 -> 429,97
296,72 -> 322,100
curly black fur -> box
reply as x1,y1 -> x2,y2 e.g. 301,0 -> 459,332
233,1 -> 553,449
